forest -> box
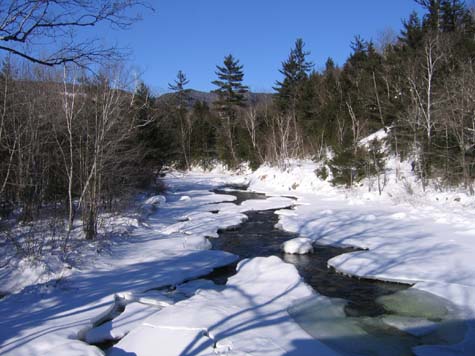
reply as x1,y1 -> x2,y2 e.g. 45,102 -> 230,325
1,0 -> 475,251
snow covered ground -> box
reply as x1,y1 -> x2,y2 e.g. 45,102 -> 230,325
0,173 -> 243,355
1,157 -> 475,355
246,159 -> 475,355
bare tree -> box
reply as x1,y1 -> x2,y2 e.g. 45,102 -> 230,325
0,0 -> 151,67
404,35 -> 446,189
443,59 -> 475,188
243,105 -> 266,163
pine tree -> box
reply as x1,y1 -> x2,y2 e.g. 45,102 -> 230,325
274,38 -> 313,113
399,11 -> 424,49
212,55 -> 248,109
190,101 -> 218,164
416,0 -> 442,32
133,81 -> 159,165
211,54 -> 248,166
168,70 -> 190,102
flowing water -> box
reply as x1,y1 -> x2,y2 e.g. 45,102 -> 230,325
208,188 -> 468,356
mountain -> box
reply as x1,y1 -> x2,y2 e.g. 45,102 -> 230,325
157,89 -> 274,108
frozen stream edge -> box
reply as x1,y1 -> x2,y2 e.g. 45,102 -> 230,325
1,171 -> 475,356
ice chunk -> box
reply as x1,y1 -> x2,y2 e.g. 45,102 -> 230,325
382,315 -> 440,336
281,237 -> 314,254
377,289 -> 449,319
378,289 -> 468,346
289,295 -> 419,356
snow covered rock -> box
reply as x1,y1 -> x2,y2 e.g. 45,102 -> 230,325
144,195 -> 166,206
140,195 -> 166,217
281,237 -> 314,254
85,302 -> 160,345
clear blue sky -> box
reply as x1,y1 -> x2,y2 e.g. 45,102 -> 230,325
111,0 -> 423,94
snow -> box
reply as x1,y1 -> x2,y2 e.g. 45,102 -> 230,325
281,237 -> 314,254
0,175 -> 246,356
175,279 -> 224,297
85,302 -> 160,344
109,256 -> 339,356
358,127 -> 389,147
139,194 -> 166,217
3,157 -> 475,355
246,159 -> 475,355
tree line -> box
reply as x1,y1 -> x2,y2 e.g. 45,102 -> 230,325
144,0 -> 475,193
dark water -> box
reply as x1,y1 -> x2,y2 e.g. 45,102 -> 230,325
212,188 -> 266,205
209,190 -> 409,318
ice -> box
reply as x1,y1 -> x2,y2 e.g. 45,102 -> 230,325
281,237 -> 314,254
377,289 -> 450,319
382,315 -> 441,336
288,295 -> 418,356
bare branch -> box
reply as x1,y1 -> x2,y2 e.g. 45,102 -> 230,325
0,0 -> 153,67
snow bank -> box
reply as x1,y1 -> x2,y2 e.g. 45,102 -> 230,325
245,158 -> 475,354
0,173 -> 243,356
281,237 -> 314,254
248,159 -> 333,195
0,256 -> 70,295
110,256 -> 340,356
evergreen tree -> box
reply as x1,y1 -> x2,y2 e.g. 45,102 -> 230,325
416,0 -> 442,32
399,11 -> 425,49
132,82 -> 159,166
211,54 -> 248,166
274,38 -> 313,113
190,101 -> 218,164
212,55 -> 248,109
168,70 -> 190,101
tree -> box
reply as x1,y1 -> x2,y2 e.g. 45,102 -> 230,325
399,11 -> 425,49
0,1 -> 151,67
440,0 -> 471,32
132,81 -> 159,167
416,0 -> 442,32
274,38 -> 313,113
189,100 -> 218,164
211,54 -> 248,166
168,70 -> 192,169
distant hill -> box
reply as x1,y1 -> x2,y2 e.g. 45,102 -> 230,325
157,89 -> 274,108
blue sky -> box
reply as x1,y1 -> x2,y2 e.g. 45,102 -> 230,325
110,1 -> 423,94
